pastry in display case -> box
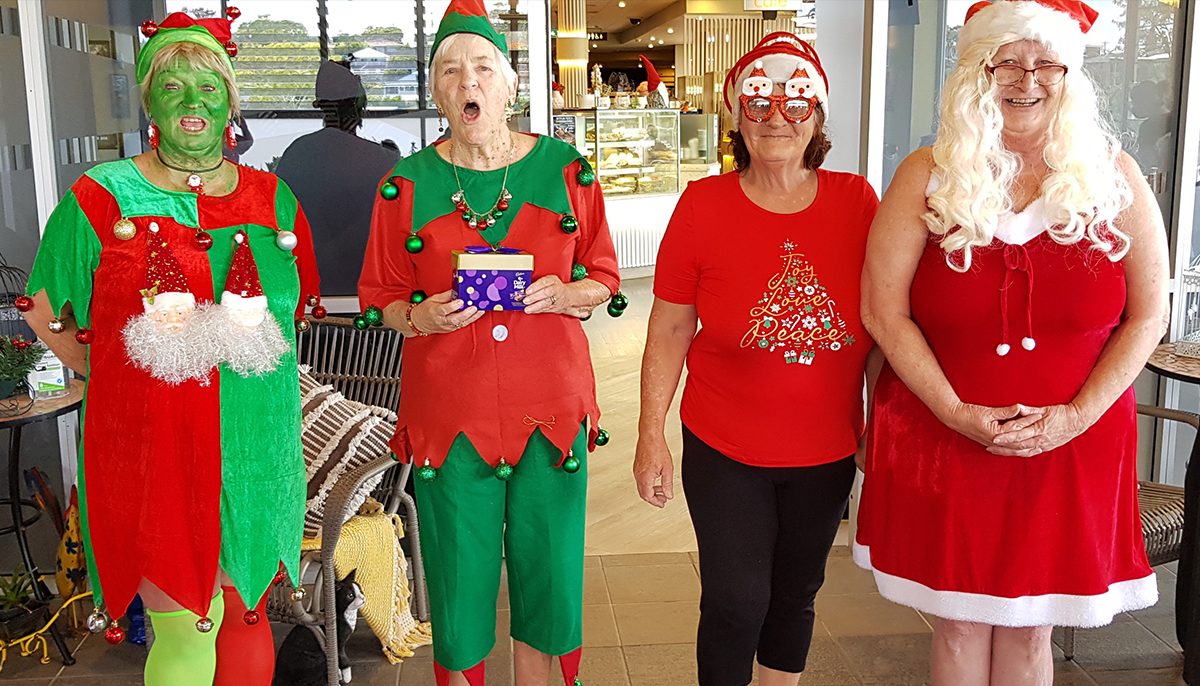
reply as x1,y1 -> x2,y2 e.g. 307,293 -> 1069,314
555,109 -> 680,197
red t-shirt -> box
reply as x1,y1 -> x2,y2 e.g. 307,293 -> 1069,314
654,169 -> 880,467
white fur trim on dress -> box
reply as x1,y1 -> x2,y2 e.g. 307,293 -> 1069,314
853,542 -> 1158,628
959,1 -> 1087,70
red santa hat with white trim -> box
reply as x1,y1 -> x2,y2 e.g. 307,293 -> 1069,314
958,0 -> 1098,70
141,222 -> 195,313
221,230 -> 269,327
640,54 -> 669,103
723,31 -> 829,122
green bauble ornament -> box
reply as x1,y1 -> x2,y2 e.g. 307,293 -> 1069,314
607,302 -> 624,318
574,678 -> 583,686
416,460 -> 438,482
577,167 -> 595,187
493,210 -> 504,219
571,263 -> 588,282
353,315 -> 368,330
405,234 -> 425,254
562,454 -> 581,474
363,305 -> 384,327
595,428 -> 610,446
379,181 -> 399,200
494,459 -> 514,481
610,292 -> 629,311
560,215 -> 579,234
411,290 -> 428,304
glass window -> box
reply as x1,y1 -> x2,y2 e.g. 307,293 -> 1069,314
0,0 -> 38,273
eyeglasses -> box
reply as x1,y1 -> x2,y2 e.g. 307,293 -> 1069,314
739,93 -> 817,124
985,64 -> 1068,86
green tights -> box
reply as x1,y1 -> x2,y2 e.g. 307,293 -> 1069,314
144,593 -> 225,686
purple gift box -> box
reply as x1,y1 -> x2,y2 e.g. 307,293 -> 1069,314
453,247 -> 534,311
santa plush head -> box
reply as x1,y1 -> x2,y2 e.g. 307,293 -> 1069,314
123,222 -> 221,384
959,0 -> 1098,71
723,32 -> 828,122
213,230 -> 288,376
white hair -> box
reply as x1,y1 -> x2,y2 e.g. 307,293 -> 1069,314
428,33 -> 518,101
925,35 -> 1132,272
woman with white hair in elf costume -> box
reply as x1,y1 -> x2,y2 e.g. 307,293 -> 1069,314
358,1 -> 622,684
855,0 -> 1169,683
19,8 -> 320,685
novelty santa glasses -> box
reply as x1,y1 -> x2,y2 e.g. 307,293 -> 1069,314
738,92 -> 818,124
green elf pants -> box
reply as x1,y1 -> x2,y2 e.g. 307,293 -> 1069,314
415,425 -> 587,671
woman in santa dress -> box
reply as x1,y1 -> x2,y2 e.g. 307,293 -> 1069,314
855,0 -> 1169,684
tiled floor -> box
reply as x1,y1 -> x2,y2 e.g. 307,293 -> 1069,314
1,551 -> 1185,685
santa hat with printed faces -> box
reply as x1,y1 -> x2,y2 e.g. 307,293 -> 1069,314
141,222 -> 196,314
221,231 -> 269,327
959,0 -> 1098,71
723,32 -> 829,122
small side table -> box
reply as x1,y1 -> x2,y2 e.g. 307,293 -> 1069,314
0,379 -> 84,667
1145,344 -> 1200,683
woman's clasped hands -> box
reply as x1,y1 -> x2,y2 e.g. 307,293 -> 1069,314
941,401 -> 1091,458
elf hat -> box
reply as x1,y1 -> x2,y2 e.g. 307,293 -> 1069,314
430,0 -> 508,66
724,32 -> 829,121
142,223 -> 196,313
640,55 -> 662,91
959,0 -> 1098,70
136,7 -> 242,84
221,231 -> 268,326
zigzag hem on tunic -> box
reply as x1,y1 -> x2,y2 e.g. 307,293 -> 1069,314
852,542 -> 1158,628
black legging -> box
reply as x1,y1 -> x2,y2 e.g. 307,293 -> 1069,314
682,425 -> 855,686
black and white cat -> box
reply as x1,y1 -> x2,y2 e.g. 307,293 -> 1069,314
273,569 -> 366,686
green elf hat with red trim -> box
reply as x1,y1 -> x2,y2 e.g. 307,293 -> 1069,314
136,6 -> 242,84
429,0 -> 508,64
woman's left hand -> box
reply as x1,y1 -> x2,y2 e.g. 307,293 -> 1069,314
987,403 -> 1091,457
522,275 -> 595,318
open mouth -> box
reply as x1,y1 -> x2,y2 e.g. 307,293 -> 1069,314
462,100 -> 481,123
1004,97 -> 1041,108
179,116 -> 208,132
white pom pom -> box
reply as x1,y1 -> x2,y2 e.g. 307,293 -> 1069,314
995,343 -> 1011,356
754,59 -> 763,68
234,232 -> 245,244
149,221 -> 160,233
1021,337 -> 1036,351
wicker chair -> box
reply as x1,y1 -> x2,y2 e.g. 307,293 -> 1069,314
1062,404 -> 1190,660
263,316 -> 428,686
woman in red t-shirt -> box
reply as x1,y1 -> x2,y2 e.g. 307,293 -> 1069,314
634,33 -> 880,686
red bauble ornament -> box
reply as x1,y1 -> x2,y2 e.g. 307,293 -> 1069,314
225,42 -> 239,58
498,199 -> 509,211
75,328 -> 94,345
243,610 -> 260,625
312,305 -> 327,319
105,624 -> 126,645
194,230 -> 213,250
13,295 -> 33,312
273,570 -> 288,585
13,340 -> 28,351
140,20 -> 158,38
226,6 -> 242,19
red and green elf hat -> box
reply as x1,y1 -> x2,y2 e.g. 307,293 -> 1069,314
135,7 -> 242,84
429,0 -> 508,64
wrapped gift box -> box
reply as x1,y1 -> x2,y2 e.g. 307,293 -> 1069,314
453,247 -> 533,311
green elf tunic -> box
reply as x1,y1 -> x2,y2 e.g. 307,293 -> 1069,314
358,134 -> 619,682
26,159 -> 320,621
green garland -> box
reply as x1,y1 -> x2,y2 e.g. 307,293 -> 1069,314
0,337 -> 45,382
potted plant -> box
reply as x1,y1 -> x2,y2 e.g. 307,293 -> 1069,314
0,567 -> 50,641
0,335 -> 44,400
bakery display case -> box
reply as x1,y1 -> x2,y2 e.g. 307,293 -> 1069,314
556,108 -> 680,197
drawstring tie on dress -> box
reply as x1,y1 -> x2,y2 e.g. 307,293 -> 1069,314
996,243 -> 1036,356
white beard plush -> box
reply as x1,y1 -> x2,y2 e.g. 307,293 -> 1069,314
122,291 -> 223,385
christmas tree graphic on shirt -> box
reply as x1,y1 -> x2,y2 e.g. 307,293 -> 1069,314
740,240 -> 854,365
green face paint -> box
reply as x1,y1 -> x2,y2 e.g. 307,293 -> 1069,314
148,60 -> 230,162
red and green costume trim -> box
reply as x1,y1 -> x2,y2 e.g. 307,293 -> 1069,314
26,159 -> 319,621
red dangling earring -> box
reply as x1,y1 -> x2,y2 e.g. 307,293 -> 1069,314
226,124 -> 237,150
148,122 -> 159,149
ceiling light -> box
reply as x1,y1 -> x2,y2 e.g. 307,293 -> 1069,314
649,36 -> 655,41
592,43 -> 597,48
618,0 -> 625,6
667,27 -> 674,34
658,40 -> 664,44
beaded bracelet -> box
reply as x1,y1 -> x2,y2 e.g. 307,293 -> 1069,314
405,302 -> 428,337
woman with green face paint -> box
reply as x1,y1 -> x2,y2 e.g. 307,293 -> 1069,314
19,8 -> 321,686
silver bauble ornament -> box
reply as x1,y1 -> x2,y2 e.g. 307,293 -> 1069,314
195,617 -> 215,633
275,230 -> 298,252
87,610 -> 108,633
